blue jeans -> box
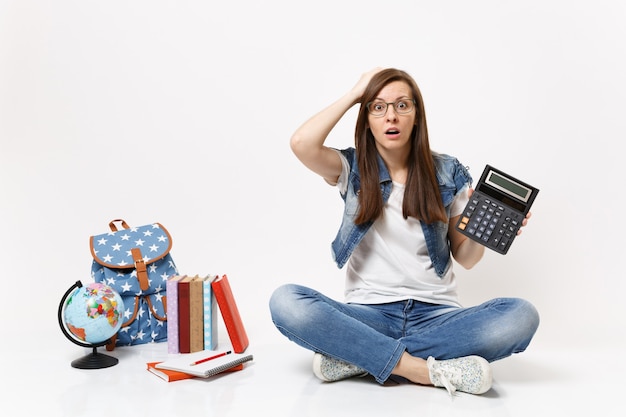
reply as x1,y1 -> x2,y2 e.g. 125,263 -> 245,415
269,283 -> 540,384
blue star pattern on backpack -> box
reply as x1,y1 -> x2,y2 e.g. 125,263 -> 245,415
90,219 -> 178,349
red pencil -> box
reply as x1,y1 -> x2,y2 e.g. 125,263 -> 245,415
189,350 -> 232,366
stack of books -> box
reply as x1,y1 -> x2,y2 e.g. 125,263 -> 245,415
148,274 -> 251,382
166,274 -> 216,354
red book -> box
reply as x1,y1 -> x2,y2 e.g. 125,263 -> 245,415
211,274 -> 249,353
147,362 -> 196,382
178,275 -> 194,353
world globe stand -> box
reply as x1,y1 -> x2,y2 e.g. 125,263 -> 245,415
70,345 -> 118,369
58,280 -> 120,369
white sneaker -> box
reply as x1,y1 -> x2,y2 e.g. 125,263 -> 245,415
312,353 -> 368,382
427,355 -> 492,395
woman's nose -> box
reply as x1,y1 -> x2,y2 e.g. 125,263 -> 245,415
386,105 -> 399,120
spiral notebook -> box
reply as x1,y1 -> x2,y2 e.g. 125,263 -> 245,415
155,349 -> 253,378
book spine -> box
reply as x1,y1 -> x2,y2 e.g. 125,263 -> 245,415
189,275 -> 204,353
178,276 -> 192,354
166,275 -> 182,354
211,274 -> 249,353
203,275 -> 218,350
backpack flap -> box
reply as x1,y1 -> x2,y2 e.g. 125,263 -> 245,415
90,221 -> 174,294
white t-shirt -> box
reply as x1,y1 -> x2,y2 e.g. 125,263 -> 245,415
336,153 -> 468,307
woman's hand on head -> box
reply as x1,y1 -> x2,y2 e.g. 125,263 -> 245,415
349,67 -> 385,104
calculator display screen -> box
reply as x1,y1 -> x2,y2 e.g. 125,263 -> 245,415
485,170 -> 531,202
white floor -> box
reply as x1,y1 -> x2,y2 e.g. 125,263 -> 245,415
6,328 -> 624,417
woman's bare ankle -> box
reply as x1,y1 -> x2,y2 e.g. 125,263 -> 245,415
391,352 -> 432,385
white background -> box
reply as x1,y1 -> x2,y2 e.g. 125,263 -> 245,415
1,0 -> 625,413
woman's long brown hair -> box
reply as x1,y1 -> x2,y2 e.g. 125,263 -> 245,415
353,68 -> 447,225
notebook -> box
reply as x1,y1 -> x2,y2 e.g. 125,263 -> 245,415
155,349 -> 253,378
147,361 -> 244,382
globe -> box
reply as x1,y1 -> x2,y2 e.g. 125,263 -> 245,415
58,280 -> 125,369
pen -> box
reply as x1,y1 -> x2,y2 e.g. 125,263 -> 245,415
190,350 -> 232,366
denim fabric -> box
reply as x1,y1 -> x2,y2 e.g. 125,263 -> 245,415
330,147 -> 472,277
269,284 -> 539,384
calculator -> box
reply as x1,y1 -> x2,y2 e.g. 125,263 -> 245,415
456,165 -> 539,254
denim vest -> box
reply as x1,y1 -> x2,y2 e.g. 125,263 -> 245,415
331,147 -> 472,278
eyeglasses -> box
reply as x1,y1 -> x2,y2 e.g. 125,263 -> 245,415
366,99 -> 416,117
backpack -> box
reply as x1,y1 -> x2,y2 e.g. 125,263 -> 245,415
90,219 -> 178,350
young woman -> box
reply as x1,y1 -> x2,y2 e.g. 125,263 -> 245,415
269,68 -> 539,395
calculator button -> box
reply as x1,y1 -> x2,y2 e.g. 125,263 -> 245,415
456,190 -> 527,254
